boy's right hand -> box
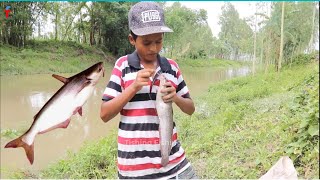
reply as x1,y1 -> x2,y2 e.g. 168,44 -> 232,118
132,69 -> 155,91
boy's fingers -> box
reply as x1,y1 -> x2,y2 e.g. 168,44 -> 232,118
140,71 -> 153,78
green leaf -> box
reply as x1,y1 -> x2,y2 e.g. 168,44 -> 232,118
308,125 -> 319,136
299,119 -> 309,128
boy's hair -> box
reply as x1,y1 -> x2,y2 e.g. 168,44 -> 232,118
130,31 -> 138,41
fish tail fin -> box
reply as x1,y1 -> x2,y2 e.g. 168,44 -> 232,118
161,157 -> 169,167
5,135 -> 34,164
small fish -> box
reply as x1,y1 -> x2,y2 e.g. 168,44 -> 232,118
156,74 -> 174,167
4,62 -> 105,164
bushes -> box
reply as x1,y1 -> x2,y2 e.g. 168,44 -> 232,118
288,51 -> 319,66
285,71 -> 319,178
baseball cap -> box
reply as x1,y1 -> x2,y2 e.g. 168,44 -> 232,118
128,2 -> 173,36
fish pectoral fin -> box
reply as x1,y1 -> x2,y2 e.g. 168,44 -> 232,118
77,80 -> 91,93
39,119 -> 71,134
60,119 -> 71,128
52,74 -> 69,84
5,135 -> 35,165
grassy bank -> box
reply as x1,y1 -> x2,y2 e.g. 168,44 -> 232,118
1,41 -> 245,76
178,62 -> 319,179
14,62 -> 316,179
0,41 -> 113,75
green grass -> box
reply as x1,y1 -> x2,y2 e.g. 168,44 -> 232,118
176,62 -> 319,179
1,129 -> 24,139
0,40 -> 113,75
40,131 -> 118,179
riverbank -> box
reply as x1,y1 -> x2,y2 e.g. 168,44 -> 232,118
5,61 -> 317,179
0,41 -> 113,76
0,41 -> 245,76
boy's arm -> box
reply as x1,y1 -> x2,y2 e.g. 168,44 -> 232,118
173,95 -> 195,115
100,69 -> 154,122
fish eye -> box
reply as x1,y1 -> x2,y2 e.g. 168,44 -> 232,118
98,67 -> 102,72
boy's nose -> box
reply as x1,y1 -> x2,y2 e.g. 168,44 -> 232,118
150,43 -> 157,52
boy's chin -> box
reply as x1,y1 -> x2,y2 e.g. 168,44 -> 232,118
144,56 -> 158,62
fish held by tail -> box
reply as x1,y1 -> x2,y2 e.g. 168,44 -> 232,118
5,135 -> 34,164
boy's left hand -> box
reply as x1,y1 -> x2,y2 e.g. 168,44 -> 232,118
161,82 -> 177,103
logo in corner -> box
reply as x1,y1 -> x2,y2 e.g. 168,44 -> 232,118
5,5 -> 11,19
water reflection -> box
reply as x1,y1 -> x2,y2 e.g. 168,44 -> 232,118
225,66 -> 250,78
28,92 -> 52,109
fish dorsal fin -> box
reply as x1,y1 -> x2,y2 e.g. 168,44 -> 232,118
52,74 -> 69,84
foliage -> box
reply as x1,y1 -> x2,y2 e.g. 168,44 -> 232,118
259,2 -> 319,69
287,51 -> 319,66
164,2 -> 214,59
218,3 -> 253,60
0,2 -> 46,47
285,70 -> 319,177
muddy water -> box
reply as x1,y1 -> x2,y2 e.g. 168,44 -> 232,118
0,66 -> 249,177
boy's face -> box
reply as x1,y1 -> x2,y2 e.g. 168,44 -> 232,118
129,33 -> 163,63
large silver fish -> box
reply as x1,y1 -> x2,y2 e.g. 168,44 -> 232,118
4,62 -> 105,164
156,74 -> 174,167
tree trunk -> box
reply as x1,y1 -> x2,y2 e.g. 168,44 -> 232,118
278,2 -> 285,73
55,12 -> 58,40
253,4 -> 257,76
307,2 -> 316,53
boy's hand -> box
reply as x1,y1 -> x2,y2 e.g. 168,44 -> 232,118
161,82 -> 177,103
132,69 -> 155,91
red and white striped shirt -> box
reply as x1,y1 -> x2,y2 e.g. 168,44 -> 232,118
102,51 -> 191,179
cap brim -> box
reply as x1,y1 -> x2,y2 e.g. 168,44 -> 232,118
132,26 -> 173,36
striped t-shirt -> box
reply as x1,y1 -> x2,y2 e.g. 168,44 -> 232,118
102,51 -> 191,179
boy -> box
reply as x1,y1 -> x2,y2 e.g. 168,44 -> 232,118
100,2 -> 197,179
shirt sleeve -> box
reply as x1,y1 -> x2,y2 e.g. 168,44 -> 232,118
175,64 -> 191,99
102,62 -> 123,102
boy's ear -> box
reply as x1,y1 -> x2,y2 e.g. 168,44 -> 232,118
128,34 -> 135,46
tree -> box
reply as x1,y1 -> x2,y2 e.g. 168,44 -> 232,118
218,3 -> 253,60
278,2 -> 285,72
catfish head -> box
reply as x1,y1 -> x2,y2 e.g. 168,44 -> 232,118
82,62 -> 105,85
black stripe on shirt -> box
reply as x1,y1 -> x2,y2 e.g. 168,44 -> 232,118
176,80 -> 186,92
107,80 -> 122,92
102,96 -> 113,102
122,67 -> 139,78
119,122 -> 176,131
118,157 -> 189,179
118,141 -> 181,159
129,93 -> 156,102
163,69 -> 177,78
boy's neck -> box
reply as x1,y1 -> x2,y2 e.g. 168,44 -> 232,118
138,53 -> 158,69
141,59 -> 157,69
